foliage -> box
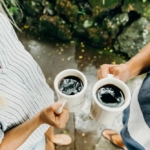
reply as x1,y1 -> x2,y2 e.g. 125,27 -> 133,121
122,0 -> 150,20
3,0 -> 150,48
2,0 -> 22,22
55,0 -> 79,23
39,15 -> 72,40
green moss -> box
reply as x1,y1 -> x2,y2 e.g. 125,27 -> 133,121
89,0 -> 121,9
122,0 -> 150,20
90,0 -> 121,19
23,1 -> 43,17
103,0 -> 121,8
55,0 -> 79,23
39,15 -> 72,41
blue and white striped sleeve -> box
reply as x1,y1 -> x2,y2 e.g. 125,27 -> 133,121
0,13 -> 18,39
0,12 -> 25,52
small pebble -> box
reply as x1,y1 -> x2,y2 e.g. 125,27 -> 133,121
82,133 -> 85,136
79,56 -> 83,59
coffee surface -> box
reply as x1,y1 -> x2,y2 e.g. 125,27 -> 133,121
59,76 -> 84,95
96,84 -> 125,108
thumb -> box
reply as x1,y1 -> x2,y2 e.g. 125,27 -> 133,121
51,102 -> 63,111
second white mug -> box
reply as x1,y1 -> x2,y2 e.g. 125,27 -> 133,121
90,74 -> 131,125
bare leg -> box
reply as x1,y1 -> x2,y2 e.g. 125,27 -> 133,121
45,126 -> 55,141
45,126 -> 72,146
45,138 -> 54,150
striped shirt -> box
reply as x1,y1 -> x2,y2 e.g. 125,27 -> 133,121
0,13 -> 54,149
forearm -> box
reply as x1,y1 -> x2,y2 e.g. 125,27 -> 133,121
126,42 -> 150,79
0,112 -> 43,150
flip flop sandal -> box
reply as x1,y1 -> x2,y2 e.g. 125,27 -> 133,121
53,134 -> 72,146
102,129 -> 126,150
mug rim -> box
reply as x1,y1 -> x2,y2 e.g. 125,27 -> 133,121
92,77 -> 131,112
54,69 -> 88,99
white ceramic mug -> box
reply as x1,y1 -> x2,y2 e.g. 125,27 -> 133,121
90,74 -> 131,125
54,69 -> 88,114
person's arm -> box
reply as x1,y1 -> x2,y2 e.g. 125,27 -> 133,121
0,102 -> 69,150
97,42 -> 150,82
0,112 -> 42,150
125,42 -> 150,78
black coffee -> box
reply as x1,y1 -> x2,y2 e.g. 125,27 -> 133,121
59,76 -> 84,95
96,84 -> 125,108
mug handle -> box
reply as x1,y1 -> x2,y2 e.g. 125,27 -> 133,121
55,99 -> 67,115
107,74 -> 114,78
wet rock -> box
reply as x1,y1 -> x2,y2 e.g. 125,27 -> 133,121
114,17 -> 150,57
87,27 -> 111,47
103,13 -> 129,39
74,25 -> 111,47
39,15 -> 72,41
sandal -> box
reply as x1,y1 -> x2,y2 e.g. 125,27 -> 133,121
102,129 -> 126,150
51,134 -> 72,146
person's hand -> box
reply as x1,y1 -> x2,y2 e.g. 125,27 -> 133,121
97,63 -> 130,82
39,102 -> 69,128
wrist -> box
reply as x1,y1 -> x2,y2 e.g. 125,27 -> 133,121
125,60 -> 142,79
35,112 -> 44,126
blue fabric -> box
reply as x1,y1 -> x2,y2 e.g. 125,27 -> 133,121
138,72 -> 150,127
121,107 -> 145,150
120,73 -> 150,150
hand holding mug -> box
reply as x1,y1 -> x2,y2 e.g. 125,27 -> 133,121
97,64 -> 131,82
90,73 -> 131,125
40,102 -> 69,128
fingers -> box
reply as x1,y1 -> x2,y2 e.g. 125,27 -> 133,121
51,102 -> 63,111
59,108 -> 69,122
111,64 -> 129,82
109,66 -> 120,78
55,108 -> 69,129
97,64 -> 115,80
98,63 -> 129,82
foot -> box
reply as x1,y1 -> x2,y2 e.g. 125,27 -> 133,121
50,134 -> 72,146
102,129 -> 126,150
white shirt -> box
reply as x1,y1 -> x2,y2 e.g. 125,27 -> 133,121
0,13 -> 54,149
